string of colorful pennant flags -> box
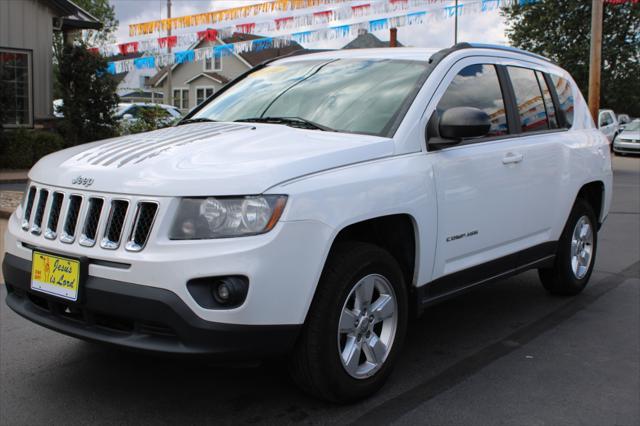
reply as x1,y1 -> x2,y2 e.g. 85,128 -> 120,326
104,0 -> 539,75
100,0 -> 447,57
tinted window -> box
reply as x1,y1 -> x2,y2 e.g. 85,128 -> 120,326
551,74 -> 574,127
142,106 -> 170,118
122,106 -> 138,117
436,64 -> 508,137
508,66 -> 549,132
536,71 -> 558,129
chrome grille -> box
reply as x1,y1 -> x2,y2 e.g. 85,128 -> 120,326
21,186 -> 36,230
30,189 -> 48,235
125,202 -> 158,252
20,184 -> 158,253
44,192 -> 64,240
79,198 -> 104,247
61,195 -> 82,243
100,200 -> 129,250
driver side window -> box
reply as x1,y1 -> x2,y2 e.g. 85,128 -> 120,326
437,64 -> 508,137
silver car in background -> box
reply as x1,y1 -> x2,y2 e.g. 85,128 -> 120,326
613,119 -> 640,155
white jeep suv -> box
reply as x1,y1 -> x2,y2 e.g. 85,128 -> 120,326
3,44 -> 612,402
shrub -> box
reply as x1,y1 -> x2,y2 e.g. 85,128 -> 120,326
57,43 -> 119,144
120,106 -> 178,135
0,129 -> 66,169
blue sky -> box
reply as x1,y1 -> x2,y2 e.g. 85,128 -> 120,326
109,0 -> 510,49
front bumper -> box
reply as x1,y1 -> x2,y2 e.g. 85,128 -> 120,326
3,253 -> 300,356
613,140 -> 640,154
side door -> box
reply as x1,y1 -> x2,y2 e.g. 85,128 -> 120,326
427,59 -> 528,287
500,65 -> 566,262
598,111 -> 615,141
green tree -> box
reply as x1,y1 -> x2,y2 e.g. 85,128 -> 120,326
53,0 -> 118,99
502,0 -> 640,117
57,43 -> 119,144
72,0 -> 118,47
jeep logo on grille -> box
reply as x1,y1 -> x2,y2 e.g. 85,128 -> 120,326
71,176 -> 94,187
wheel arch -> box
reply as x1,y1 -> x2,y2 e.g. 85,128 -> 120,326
328,214 -> 419,289
576,181 -> 605,227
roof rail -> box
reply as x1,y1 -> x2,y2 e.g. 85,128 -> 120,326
446,42 -> 554,63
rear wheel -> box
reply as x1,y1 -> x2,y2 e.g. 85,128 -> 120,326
538,198 -> 597,295
289,242 -> 408,402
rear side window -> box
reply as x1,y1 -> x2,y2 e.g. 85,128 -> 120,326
550,74 -> 574,127
507,66 -> 549,133
436,64 -> 508,137
536,71 -> 558,129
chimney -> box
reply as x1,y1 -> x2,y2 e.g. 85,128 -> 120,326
389,28 -> 398,47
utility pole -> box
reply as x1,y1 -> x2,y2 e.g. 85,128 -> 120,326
454,0 -> 459,44
588,0 -> 603,122
167,0 -> 173,108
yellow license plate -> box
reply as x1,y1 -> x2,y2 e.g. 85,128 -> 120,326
31,251 -> 81,301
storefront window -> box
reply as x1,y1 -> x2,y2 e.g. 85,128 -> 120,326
0,48 -> 32,127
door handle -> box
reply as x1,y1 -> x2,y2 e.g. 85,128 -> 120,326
502,152 -> 524,165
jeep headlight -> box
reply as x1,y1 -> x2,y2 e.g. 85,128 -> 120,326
169,195 -> 287,239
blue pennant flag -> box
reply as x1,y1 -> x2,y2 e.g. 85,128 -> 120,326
369,18 -> 389,32
175,50 -> 195,64
252,38 -> 273,52
214,44 -> 234,57
134,56 -> 155,69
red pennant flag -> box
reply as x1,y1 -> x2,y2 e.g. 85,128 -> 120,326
117,42 -> 138,55
275,16 -> 294,30
197,29 -> 218,41
158,35 -> 177,49
313,10 -> 333,18
236,23 -> 256,33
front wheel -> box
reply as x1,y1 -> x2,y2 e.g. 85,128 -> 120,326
538,198 -> 598,295
289,242 -> 408,402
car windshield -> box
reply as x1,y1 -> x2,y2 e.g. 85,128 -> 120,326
623,121 -> 640,132
192,59 -> 429,137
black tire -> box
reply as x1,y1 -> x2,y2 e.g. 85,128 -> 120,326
289,242 -> 408,402
538,198 -> 598,295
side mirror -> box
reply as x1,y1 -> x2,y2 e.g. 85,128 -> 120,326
439,107 -> 491,139
427,107 -> 491,150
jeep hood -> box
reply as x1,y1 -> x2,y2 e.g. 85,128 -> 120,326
29,122 -> 395,196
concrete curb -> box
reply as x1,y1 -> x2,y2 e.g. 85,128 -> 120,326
0,170 -> 29,184
0,179 -> 28,184
0,190 -> 22,220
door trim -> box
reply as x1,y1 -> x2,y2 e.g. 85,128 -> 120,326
416,241 -> 557,310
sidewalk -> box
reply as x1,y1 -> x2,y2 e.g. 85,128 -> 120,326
0,191 -> 21,219
0,169 -> 28,183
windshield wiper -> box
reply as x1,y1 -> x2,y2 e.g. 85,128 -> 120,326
234,117 -> 335,132
177,117 -> 218,126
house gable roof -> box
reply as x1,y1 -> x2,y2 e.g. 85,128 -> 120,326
184,72 -> 230,85
149,31 -> 305,87
342,32 -> 404,49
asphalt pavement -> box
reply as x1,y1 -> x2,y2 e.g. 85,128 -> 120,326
1,156 -> 638,425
